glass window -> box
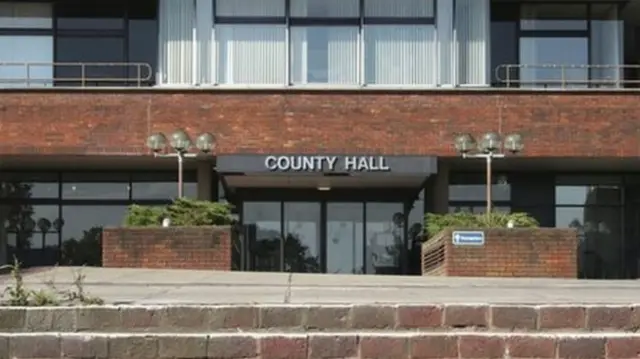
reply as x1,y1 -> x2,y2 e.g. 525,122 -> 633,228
62,173 -> 129,200
449,206 -> 510,214
491,21 -> 517,85
290,0 -> 359,18
0,36 -> 53,88
0,173 -> 59,199
215,0 -> 285,17
131,172 -> 196,200
55,36 -> 126,85
290,26 -> 358,84
590,4 -> 622,87
555,185 -> 621,206
60,205 -> 128,265
128,0 -> 158,84
364,0 -> 434,18
243,202 -> 282,272
216,25 -> 286,85
326,202 -> 364,274
519,37 -> 589,88
365,202 -> 403,274
0,2 -> 52,29
364,25 -> 437,85
520,4 -> 588,31
449,184 -> 511,202
55,0 -> 125,30
283,202 -> 321,273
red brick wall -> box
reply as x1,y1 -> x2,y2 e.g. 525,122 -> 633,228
102,226 -> 232,270
1,90 -> 639,157
422,228 -> 578,278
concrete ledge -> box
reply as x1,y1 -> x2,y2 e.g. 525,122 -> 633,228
2,304 -> 640,333
2,332 -> 640,359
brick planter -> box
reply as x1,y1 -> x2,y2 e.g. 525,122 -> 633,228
422,228 -> 578,278
102,226 -> 232,270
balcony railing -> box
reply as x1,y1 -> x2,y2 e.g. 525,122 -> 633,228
0,62 -> 153,88
495,64 -> 640,88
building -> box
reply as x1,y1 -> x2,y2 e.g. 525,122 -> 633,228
0,0 -> 639,278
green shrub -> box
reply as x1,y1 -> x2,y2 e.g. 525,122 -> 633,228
124,198 -> 234,227
425,211 -> 539,238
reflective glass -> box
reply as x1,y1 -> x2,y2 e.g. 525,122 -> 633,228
519,37 -> 589,88
55,0 -> 125,30
449,206 -> 510,214
290,26 -> 358,84
61,205 -> 129,266
364,25 -> 437,85
131,182 -> 196,200
365,202 -> 403,275
216,25 -> 286,85
290,0 -> 359,18
520,4 -> 588,31
216,0 -> 285,17
284,202 -> 321,273
0,36 -> 53,88
556,206 -> 622,279
0,173 -> 58,199
364,0 -> 434,18
243,202 -> 282,272
0,2 -> 52,29
326,202 -> 364,274
55,37 -> 126,85
448,184 -> 511,202
128,0 -> 158,83
555,185 -> 621,206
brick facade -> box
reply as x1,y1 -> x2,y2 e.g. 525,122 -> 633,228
0,90 -> 639,157
422,228 -> 578,278
102,226 -> 232,270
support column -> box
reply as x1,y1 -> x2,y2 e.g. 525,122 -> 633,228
196,161 -> 213,201
430,160 -> 450,214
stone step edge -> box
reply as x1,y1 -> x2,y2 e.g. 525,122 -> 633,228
6,332 -> 640,359
3,303 -> 640,333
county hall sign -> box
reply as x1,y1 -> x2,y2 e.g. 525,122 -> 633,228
264,155 -> 391,172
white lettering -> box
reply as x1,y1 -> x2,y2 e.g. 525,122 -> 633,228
265,156 -> 277,170
378,156 -> 390,171
325,156 -> 337,170
344,156 -> 357,171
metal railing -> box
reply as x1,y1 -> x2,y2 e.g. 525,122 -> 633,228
0,62 -> 153,88
495,64 -> 640,88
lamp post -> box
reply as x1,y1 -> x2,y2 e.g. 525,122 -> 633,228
146,130 -> 216,198
453,132 -> 524,214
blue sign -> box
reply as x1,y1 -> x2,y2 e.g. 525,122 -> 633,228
452,231 -> 485,246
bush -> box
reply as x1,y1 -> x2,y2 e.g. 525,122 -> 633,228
425,211 -> 539,238
124,198 -> 234,227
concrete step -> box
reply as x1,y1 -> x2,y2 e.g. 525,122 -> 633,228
2,331 -> 640,359
2,303 -> 640,333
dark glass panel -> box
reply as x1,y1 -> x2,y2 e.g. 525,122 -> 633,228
243,202 -> 282,272
283,202 -> 321,273
131,171 -> 197,200
60,205 -> 128,266
128,0 -> 158,84
365,202 -> 403,275
0,172 -> 58,199
3,204 -> 59,266
55,0 -> 126,30
326,202 -> 364,274
61,172 -> 129,200
520,4 -> 588,31
54,36 -> 126,85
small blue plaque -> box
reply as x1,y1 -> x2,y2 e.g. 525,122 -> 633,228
452,231 -> 485,246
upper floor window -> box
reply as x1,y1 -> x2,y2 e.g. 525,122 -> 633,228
0,2 -> 53,88
160,0 -> 438,87
0,0 -> 157,89
491,1 -> 623,88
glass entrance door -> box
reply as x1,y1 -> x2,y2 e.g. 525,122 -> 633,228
326,203 -> 364,274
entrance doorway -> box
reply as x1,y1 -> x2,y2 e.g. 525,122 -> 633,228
234,191 -> 425,275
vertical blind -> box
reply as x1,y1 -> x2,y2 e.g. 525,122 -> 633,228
158,0 -> 195,85
455,0 -> 490,85
157,0 -> 495,87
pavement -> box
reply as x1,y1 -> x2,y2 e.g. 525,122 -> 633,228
2,267 -> 640,305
